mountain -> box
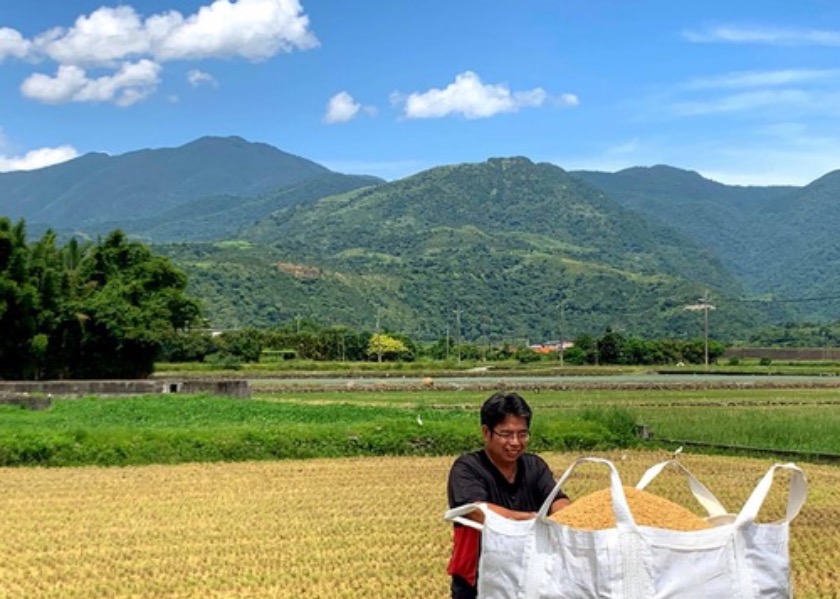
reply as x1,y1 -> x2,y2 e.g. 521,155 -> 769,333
159,157 -> 765,339
5,135 -> 836,338
0,136 -> 383,241
752,171 -> 840,305
572,166 -> 840,322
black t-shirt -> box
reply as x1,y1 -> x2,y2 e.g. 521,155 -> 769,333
447,450 -> 565,513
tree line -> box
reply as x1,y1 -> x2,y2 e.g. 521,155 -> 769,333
0,218 -> 199,379
160,322 -> 726,368
2,217 -> 726,380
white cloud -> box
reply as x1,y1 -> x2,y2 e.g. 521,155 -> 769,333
151,0 -> 319,61
21,60 -> 162,106
683,25 -> 840,46
671,89 -> 816,117
662,69 -> 840,119
31,0 -> 318,65
5,0 -> 318,105
684,69 -> 840,90
556,93 -> 580,107
0,145 -> 79,172
0,27 -> 33,60
395,71 -> 551,119
323,91 -> 361,124
34,6 -> 150,67
187,69 -> 218,87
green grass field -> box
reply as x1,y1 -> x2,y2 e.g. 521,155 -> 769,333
1,385 -> 839,466
271,387 -> 840,453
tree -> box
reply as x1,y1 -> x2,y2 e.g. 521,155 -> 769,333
0,222 -> 201,379
213,329 -> 264,363
572,334 -> 598,364
367,333 -> 408,362
0,219 -> 39,378
56,231 -> 201,378
597,328 -> 625,364
159,329 -> 215,363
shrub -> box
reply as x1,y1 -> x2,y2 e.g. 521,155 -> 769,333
514,348 -> 541,364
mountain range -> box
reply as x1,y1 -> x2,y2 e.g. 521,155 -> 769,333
2,136 -> 838,341
1,136 -> 382,242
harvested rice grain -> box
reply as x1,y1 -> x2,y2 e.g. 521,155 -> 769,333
549,486 -> 712,531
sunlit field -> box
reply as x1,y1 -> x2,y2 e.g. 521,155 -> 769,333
1,450 -> 837,598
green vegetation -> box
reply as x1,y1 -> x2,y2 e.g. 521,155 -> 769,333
1,386 -> 838,467
0,394 -> 628,467
7,136 -> 840,341
0,219 -> 200,379
156,321 -> 727,372
4,136 -> 382,243
636,405 -> 840,454
158,157 -> 766,339
573,166 -> 840,323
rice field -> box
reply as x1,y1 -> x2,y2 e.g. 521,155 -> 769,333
1,449 -> 837,598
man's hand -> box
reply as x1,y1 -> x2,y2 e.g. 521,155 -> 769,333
459,498 -> 569,524
549,498 -> 571,514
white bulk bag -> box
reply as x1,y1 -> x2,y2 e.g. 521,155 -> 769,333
444,457 -> 806,599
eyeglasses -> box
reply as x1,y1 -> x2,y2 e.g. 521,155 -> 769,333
492,429 -> 530,442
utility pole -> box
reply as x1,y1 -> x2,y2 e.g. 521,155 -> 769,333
558,301 -> 565,367
445,323 -> 450,361
684,295 -> 716,368
484,318 -> 491,362
454,307 -> 462,363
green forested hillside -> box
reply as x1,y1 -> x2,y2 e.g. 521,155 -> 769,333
2,136 -> 382,240
91,173 -> 382,243
7,135 -> 837,340
571,166 -> 794,281
573,166 -> 840,322
751,171 -> 840,305
159,158 -> 766,340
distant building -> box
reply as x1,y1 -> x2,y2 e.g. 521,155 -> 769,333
529,340 -> 575,354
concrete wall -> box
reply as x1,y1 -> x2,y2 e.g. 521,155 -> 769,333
0,379 -> 250,409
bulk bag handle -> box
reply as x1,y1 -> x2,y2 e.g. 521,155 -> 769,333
537,456 -> 637,528
636,459 -> 730,518
446,459 -> 807,532
734,462 -> 807,527
447,457 -> 639,531
444,502 -> 489,531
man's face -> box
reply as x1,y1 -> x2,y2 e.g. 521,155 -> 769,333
482,414 -> 530,468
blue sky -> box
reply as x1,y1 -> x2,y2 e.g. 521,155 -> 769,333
3,1 -> 840,185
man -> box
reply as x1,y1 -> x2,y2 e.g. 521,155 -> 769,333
446,392 -> 570,599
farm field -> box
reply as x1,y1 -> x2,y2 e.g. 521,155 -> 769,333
260,386 -> 840,455
2,386 -> 839,467
0,450 -> 837,598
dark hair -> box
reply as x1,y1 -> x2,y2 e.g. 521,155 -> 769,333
480,392 -> 532,430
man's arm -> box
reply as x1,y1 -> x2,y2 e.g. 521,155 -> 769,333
549,497 -> 571,514
461,498 -> 569,523
460,503 -> 539,524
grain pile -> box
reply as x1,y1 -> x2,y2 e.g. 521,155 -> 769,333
549,486 -> 712,531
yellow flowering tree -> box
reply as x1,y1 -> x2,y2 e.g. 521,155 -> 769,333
367,333 -> 408,362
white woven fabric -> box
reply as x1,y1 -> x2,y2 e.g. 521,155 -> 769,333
444,457 -> 806,599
